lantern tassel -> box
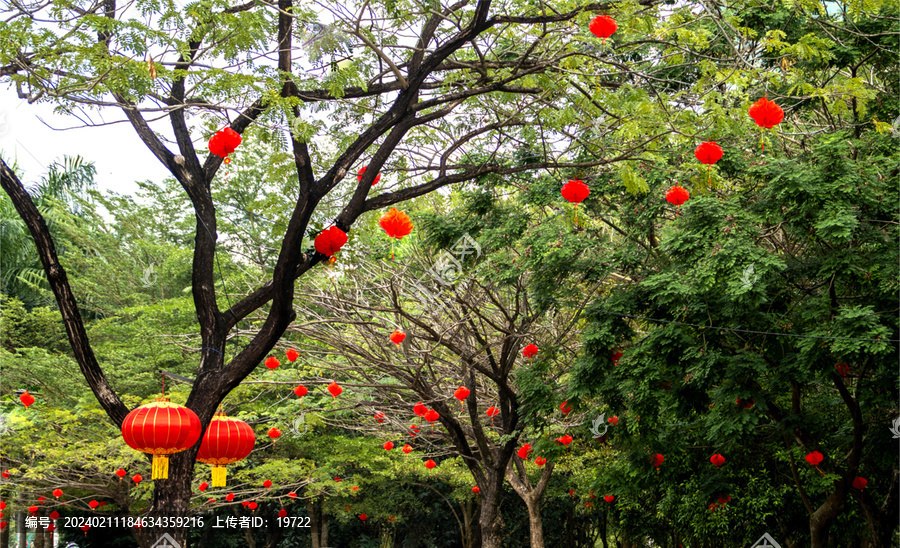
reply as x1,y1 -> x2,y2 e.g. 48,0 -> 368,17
211,465 -> 227,487
151,455 -> 169,480
707,165 -> 711,185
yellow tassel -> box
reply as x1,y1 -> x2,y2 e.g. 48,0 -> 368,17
212,466 -> 227,487
152,455 -> 169,479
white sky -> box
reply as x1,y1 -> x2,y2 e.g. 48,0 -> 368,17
1,86 -> 171,195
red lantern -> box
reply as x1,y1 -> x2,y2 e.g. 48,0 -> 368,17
199,482 -> 208,491
263,480 -> 272,488
359,513 -> 368,521
81,524 -> 90,534
522,344 -> 539,359
19,391 -> 35,408
0,502 -> 5,510
357,166 -> 381,186
651,453 -> 664,469
88,501 -> 99,510
835,362 -> 850,376
608,415 -> 618,425
611,348 -> 623,364
383,441 -> 394,451
328,382 -> 342,399
556,434 -> 573,446
472,486 -> 480,494
559,401 -> 572,415
351,486 -> 359,492
409,424 -> 420,437
37,496 -> 46,504
248,502 -> 258,510
390,330 -> 406,345
0,522 -> 6,530
286,348 -> 299,362
265,356 -> 280,370
666,186 -> 690,207
486,406 -> 499,422
561,180 -> 590,224
268,427 -> 282,440
52,489 -> 63,498
589,15 -> 617,40
736,398 -> 755,409
805,451 -> 824,466
402,444 -> 413,454
314,226 -> 348,257
454,386 -> 470,402
710,454 -> 725,467
49,511 -> 59,520
225,493 -> 235,502
534,456 -> 547,466
208,128 -> 242,160
604,495 -> 614,503
196,413 -> 256,487
374,412 -> 385,423
413,402 -> 427,417
748,97 -> 784,129
852,477 -> 868,490
132,474 -> 142,483
288,491 -> 297,498
424,409 -> 439,423
0,471 -> 8,478
121,397 -> 202,480
379,209 -> 414,240
278,509 -> 288,518
424,459 -> 436,469
517,444 -> 532,459
115,469 -> 126,478
293,385 -> 308,398
695,142 -> 724,184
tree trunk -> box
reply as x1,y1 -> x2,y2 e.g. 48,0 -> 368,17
16,511 -> 24,548
32,511 -> 43,548
811,490 -> 846,548
524,499 -> 544,548
131,450 -> 195,548
478,479 -> 503,548
0,519 -> 8,548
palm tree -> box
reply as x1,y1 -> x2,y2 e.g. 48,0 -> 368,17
0,156 -> 96,307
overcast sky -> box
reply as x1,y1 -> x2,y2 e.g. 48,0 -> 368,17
1,86 -> 172,196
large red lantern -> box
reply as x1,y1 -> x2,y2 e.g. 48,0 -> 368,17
196,413 -> 256,487
208,128 -> 242,162
314,226 -> 348,257
121,397 -> 202,480
589,15 -> 617,41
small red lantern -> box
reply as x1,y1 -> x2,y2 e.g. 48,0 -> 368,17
710,454 -> 725,467
748,97 -> 784,129
611,348 -> 623,364
383,441 -> 394,450
390,330 -> 406,345
225,493 -> 235,502
454,386 -> 470,402
208,128 -> 242,160
402,444 -> 414,454
327,382 -> 342,400
604,495 -> 614,503
534,456 -> 547,466
0,471 -> 8,478
132,474 -> 143,483
409,424 -> 419,437
374,412 -> 385,423
263,480 -> 272,488
556,435 -> 573,446
19,391 -> 35,408
561,180 -> 590,224
522,344 -> 539,359
293,385 -> 308,398
199,482 -> 208,492
115,469 -> 127,478
805,451 -> 824,466
49,511 -> 59,520
357,166 -> 381,186
278,509 -> 288,518
559,401 -> 572,415
589,15 -> 617,40
268,427 -> 282,440
608,416 -> 618,425
666,186 -> 690,207
286,348 -> 299,362
88,501 -> 99,510
359,513 -> 368,521
472,486 -> 480,494
121,397 -> 202,480
81,524 -> 90,534
413,402 -> 427,417
486,406 -> 499,422
52,489 -> 63,498
695,142 -> 724,184
288,491 -> 297,498
424,459 -> 436,469
651,453 -> 664,470
424,409 -> 439,423
248,502 -> 258,510
265,356 -> 280,370
314,226 -> 348,257
379,209 -> 414,240
852,477 -> 868,490
835,363 -> 850,376
517,444 -> 532,459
